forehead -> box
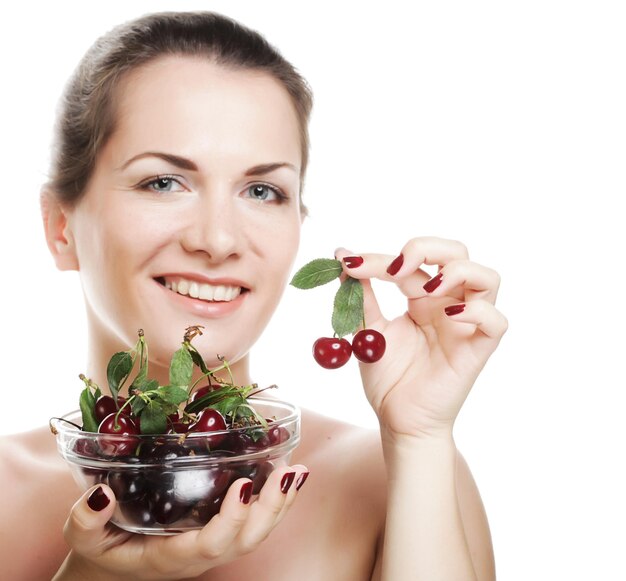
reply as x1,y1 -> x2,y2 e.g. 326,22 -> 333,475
105,55 -> 302,172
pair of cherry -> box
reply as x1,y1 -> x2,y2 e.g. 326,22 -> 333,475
312,329 -> 386,369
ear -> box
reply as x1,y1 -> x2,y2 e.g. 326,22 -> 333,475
40,188 -> 79,271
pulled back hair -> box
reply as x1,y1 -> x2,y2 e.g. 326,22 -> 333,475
43,11 -> 313,211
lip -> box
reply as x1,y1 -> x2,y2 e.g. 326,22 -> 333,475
154,277 -> 249,319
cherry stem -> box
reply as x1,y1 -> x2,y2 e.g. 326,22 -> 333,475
247,384 -> 277,398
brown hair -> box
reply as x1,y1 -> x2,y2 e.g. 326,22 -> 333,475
43,10 -> 313,212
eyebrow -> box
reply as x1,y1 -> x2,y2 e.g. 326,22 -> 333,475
116,151 -> 298,176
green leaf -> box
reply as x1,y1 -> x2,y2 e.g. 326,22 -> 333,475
188,346 -> 209,375
247,427 -> 267,442
184,385 -> 240,414
212,395 -> 245,416
235,404 -> 268,428
131,377 -> 159,394
169,347 -> 193,388
290,258 -> 342,289
156,385 -> 189,406
332,277 -> 364,337
79,387 -> 99,433
139,400 -> 167,434
107,352 -> 133,400
130,396 -> 147,417
131,336 -> 148,388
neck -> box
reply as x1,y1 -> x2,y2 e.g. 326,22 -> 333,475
83,318 -> 253,396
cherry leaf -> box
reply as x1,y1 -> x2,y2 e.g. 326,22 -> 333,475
290,258 -> 342,289
107,351 -> 133,401
169,346 -> 193,388
79,387 -> 99,433
156,385 -> 189,406
331,277 -> 364,338
139,400 -> 167,435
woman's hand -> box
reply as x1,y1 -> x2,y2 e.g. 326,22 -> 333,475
53,465 -> 308,581
336,236 -> 508,441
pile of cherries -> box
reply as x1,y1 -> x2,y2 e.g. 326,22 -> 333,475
75,389 -> 289,528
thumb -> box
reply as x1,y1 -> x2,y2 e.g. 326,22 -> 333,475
63,484 -> 117,557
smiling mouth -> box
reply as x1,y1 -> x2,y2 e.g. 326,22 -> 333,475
155,276 -> 248,302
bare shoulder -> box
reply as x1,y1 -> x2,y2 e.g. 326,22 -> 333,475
0,427 -> 79,579
296,409 -> 387,524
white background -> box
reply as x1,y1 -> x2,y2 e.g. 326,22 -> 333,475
1,1 -> 625,579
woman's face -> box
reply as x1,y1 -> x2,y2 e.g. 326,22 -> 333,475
62,56 -> 303,369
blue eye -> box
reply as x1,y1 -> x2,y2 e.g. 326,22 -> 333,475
138,175 -> 184,193
246,183 -> 287,203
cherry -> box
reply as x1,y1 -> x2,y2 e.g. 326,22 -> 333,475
118,495 -> 155,528
169,421 -> 192,434
268,425 -> 289,446
189,409 -> 228,448
150,482 -> 191,525
149,442 -> 190,462
189,385 -> 215,404
312,337 -> 352,369
193,489 -> 228,524
351,329 -> 386,363
97,413 -> 139,457
94,395 -> 128,423
238,460 -> 274,494
108,469 -> 146,502
228,431 -> 270,454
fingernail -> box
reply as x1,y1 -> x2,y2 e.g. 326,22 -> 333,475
386,253 -> 404,276
240,481 -> 253,504
423,272 -> 443,293
87,486 -> 110,511
295,472 -> 309,491
280,471 -> 296,494
343,256 -> 364,269
445,303 -> 465,316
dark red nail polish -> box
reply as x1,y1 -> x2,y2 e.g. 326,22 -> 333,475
386,253 -> 404,276
240,481 -> 253,504
343,256 -> 364,269
280,471 -> 296,494
87,486 -> 109,511
295,472 -> 309,491
423,272 -> 443,293
445,303 -> 466,316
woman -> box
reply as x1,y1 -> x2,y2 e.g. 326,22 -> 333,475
1,10 -> 507,580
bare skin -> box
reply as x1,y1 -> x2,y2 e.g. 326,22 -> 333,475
3,55 -> 505,580
1,408 -> 492,580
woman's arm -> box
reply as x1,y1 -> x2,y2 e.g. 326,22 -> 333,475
379,436 -> 492,580
334,237 -> 507,581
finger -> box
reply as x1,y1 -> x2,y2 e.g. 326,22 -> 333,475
186,478 -> 255,560
335,237 -> 470,300
443,299 -> 509,355
340,237 -> 469,280
236,465 -> 309,552
335,247 -> 385,327
63,484 -> 118,557
422,259 -> 502,304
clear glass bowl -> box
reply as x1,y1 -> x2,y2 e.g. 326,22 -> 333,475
51,398 -> 300,535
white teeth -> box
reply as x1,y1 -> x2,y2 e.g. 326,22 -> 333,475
214,285 -> 226,301
198,284 -> 213,300
161,277 -> 242,302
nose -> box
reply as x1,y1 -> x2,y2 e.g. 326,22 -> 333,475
179,188 -> 242,263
